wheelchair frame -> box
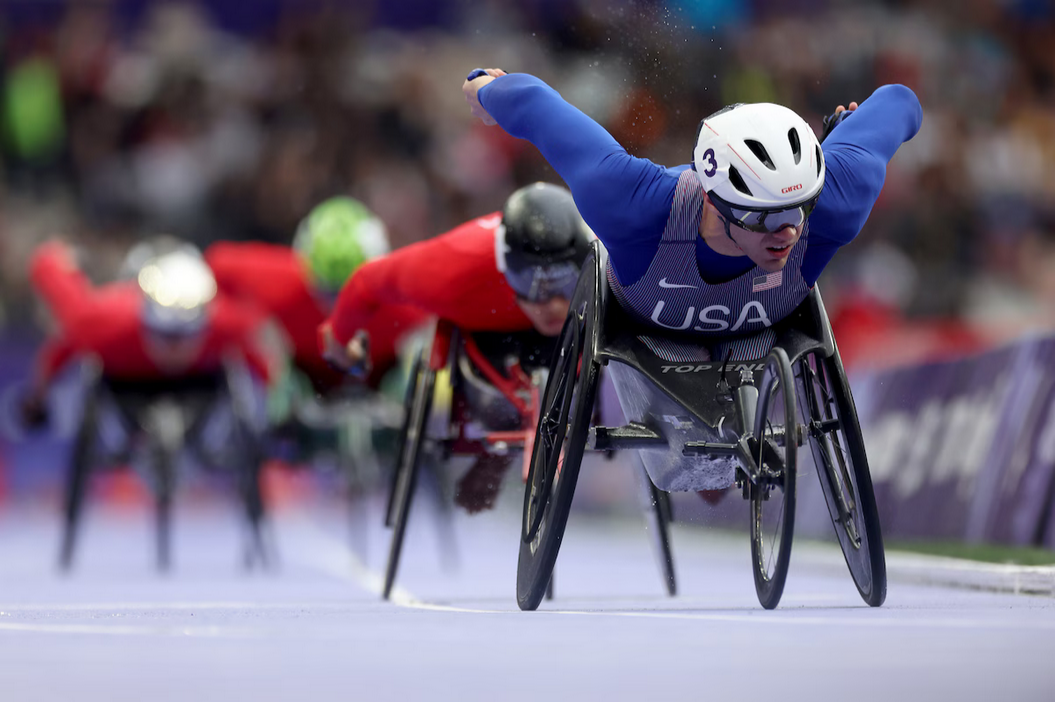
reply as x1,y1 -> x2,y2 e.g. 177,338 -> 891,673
381,320 -> 543,599
517,240 -> 886,611
60,358 -> 270,573
382,318 -> 678,601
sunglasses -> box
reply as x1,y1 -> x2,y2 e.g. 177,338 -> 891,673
709,190 -> 821,234
506,262 -> 579,303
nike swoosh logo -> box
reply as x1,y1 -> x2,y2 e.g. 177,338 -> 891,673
658,277 -> 697,289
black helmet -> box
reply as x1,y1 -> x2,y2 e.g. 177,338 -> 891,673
499,183 -> 593,302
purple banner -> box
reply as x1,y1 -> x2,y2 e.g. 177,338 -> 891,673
820,337 -> 1055,546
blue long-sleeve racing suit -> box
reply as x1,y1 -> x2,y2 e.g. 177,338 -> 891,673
478,75 -> 922,297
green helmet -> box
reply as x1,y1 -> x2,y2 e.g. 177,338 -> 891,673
293,196 -> 389,293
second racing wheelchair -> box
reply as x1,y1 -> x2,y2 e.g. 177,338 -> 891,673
518,240 -> 886,611
383,319 -> 677,600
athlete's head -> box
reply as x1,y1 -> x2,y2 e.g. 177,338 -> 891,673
135,243 -> 217,371
693,102 -> 825,271
293,196 -> 389,297
119,234 -> 193,280
498,182 -> 594,336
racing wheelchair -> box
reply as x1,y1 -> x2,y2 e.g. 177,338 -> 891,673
518,240 -> 886,611
267,368 -> 404,553
383,319 -> 677,600
60,358 -> 270,572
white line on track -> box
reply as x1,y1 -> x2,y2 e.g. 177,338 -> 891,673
0,621 -> 264,638
298,517 -> 1055,633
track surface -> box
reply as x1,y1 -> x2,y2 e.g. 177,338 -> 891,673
0,496 -> 1052,702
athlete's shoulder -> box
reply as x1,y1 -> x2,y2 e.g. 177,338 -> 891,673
206,241 -> 298,270
412,212 -> 504,267
438,211 -> 503,242
206,294 -> 268,339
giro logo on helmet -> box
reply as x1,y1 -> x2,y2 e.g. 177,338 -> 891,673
781,183 -> 803,194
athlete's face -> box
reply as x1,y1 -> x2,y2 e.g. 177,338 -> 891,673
142,328 -> 206,373
725,219 -> 803,273
516,296 -> 571,336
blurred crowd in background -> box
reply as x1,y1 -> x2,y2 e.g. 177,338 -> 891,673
1,0 -> 1054,365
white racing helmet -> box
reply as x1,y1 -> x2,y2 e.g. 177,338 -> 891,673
137,247 -> 218,336
693,102 -> 825,233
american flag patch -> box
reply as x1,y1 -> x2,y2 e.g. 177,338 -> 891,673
752,271 -> 783,292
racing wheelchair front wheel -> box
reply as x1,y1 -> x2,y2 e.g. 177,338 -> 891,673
517,298 -> 599,611
385,350 -> 425,528
382,345 -> 436,600
796,349 -> 886,607
750,347 -> 798,610
639,462 -> 677,596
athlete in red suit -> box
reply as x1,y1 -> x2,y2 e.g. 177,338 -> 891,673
320,183 -> 593,513
22,240 -> 273,422
206,197 -> 427,394
206,242 -> 425,393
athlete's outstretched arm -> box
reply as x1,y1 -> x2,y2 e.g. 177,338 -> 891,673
809,84 -> 922,246
470,72 -> 677,256
328,243 -> 431,347
29,241 -> 101,333
803,84 -> 923,283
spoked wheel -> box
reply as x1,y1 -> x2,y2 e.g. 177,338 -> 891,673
382,346 -> 436,600
517,294 -> 599,611
638,460 -> 677,596
750,347 -> 797,610
796,349 -> 886,606
385,351 -> 425,528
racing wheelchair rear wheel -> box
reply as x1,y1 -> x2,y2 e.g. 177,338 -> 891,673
383,345 -> 436,600
517,283 -> 599,611
750,347 -> 798,610
796,349 -> 886,606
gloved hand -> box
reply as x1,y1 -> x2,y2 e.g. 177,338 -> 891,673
455,455 -> 513,514
319,323 -> 372,379
821,101 -> 858,142
18,391 -> 49,430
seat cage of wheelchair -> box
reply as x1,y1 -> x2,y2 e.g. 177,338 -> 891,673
583,244 -> 837,460
425,320 -> 541,459
79,356 -> 258,471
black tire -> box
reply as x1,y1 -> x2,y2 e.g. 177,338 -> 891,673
640,462 -> 677,596
240,441 -> 269,571
517,287 -> 599,611
154,446 -> 175,573
796,349 -> 886,606
750,347 -> 797,610
385,351 -> 425,528
59,389 -> 101,572
382,347 -> 436,600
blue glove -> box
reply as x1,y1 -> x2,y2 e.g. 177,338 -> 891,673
821,109 -> 853,142
466,68 -> 507,81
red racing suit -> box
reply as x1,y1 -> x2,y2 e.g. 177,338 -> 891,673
29,242 -> 273,388
206,242 -> 425,392
326,213 -> 533,355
